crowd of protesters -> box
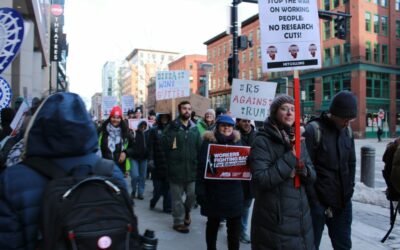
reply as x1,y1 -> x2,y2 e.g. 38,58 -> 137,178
0,90 -> 358,250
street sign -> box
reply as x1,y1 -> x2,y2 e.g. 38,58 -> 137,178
258,0 -> 322,72
155,70 -> 190,101
230,79 -> 276,121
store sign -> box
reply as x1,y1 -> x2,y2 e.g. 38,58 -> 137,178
0,8 -> 24,74
258,0 -> 321,72
50,4 -> 64,62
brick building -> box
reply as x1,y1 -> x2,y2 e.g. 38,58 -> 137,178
204,0 -> 400,138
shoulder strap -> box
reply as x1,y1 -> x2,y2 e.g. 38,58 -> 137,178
381,200 -> 400,243
23,157 -> 67,179
92,158 -> 115,177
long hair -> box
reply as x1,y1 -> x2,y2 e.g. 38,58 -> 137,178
101,117 -> 129,139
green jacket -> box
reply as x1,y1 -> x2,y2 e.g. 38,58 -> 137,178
196,119 -> 216,136
162,118 -> 201,182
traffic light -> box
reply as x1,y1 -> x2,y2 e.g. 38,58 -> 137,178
334,16 -> 346,39
227,56 -> 233,85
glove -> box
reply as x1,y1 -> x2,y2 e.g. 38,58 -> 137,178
295,161 -> 308,178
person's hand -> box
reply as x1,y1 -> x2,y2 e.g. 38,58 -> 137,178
295,161 -> 308,177
118,152 -> 126,163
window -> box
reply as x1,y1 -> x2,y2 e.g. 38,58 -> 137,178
249,70 -> 254,80
189,63 -> 193,70
381,0 -> 387,7
396,48 -> 400,65
381,16 -> 388,36
365,12 -> 371,32
257,47 -> 261,59
373,0 -> 378,4
366,42 -> 371,61
249,50 -> 254,61
324,48 -> 332,66
242,52 -> 246,63
300,79 -> 315,101
242,71 -> 246,79
257,28 -> 260,41
382,44 -> 388,64
373,43 -> 380,63
223,44 -> 227,54
366,72 -> 390,98
333,0 -> 339,8
324,0 -> 330,10
344,43 -> 351,63
257,67 -> 262,79
374,14 -> 380,33
323,72 -> 351,100
324,21 -> 331,40
249,31 -> 253,42
333,45 -> 341,65
396,0 -> 400,11
396,20 -> 400,38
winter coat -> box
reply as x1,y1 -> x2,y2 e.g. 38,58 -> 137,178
196,130 -> 244,218
248,120 -> 316,250
0,93 -> 126,250
148,124 -> 168,180
126,129 -> 149,160
99,121 -> 129,172
162,118 -> 201,183
390,139 -> 400,193
197,119 -> 216,136
304,112 -> 356,210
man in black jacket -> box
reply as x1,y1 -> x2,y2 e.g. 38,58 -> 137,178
304,91 -> 357,250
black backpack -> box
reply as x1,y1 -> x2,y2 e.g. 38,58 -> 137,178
381,139 -> 400,243
23,157 -> 141,250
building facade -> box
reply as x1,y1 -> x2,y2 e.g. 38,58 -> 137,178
90,92 -> 102,121
102,61 -> 120,100
204,0 -> 400,138
124,49 -> 179,109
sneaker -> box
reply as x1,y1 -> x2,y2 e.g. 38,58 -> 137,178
173,224 -> 189,234
240,233 -> 251,244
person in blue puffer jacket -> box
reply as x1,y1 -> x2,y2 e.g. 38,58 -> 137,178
0,92 -> 126,250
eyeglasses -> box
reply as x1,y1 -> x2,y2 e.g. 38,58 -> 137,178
279,106 -> 295,113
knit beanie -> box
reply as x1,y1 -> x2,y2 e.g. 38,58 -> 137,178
205,109 -> 216,118
269,94 -> 294,120
109,106 -> 122,118
329,91 -> 357,119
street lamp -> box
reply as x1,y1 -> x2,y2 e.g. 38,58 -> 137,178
200,62 -> 213,98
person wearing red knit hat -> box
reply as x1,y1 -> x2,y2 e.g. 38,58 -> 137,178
99,106 -> 129,174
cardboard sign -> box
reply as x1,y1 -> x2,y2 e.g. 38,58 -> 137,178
101,96 -> 117,118
258,0 -> 321,72
230,79 -> 277,121
156,70 -> 190,100
204,144 -> 251,180
155,93 -> 211,117
121,95 -> 134,115
128,119 -> 153,131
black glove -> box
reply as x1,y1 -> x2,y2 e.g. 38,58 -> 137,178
295,161 -> 308,178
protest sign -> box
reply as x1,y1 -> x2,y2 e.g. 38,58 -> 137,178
258,0 -> 321,72
230,79 -> 277,121
102,96 -> 117,118
155,93 -> 211,117
156,70 -> 190,100
121,95 -> 134,114
204,144 -> 251,180
10,101 -> 29,136
128,119 -> 153,131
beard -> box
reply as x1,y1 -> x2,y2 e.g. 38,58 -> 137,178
180,112 -> 191,120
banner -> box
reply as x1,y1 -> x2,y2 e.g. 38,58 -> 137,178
230,79 -> 276,121
121,95 -> 134,115
204,144 -> 251,180
258,0 -> 321,72
0,8 -> 24,74
101,96 -> 117,119
50,3 -> 64,62
156,70 -> 190,100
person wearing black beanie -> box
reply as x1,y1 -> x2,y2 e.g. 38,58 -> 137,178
303,90 -> 357,250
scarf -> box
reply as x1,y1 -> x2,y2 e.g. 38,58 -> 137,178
215,130 -> 236,144
107,122 -> 121,153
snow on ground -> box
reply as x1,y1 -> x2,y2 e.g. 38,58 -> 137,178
353,182 -> 391,208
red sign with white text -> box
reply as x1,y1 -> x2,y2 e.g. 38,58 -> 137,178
204,144 -> 251,180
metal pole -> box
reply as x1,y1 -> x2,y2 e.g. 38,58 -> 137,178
361,146 -> 375,188
231,1 -> 239,80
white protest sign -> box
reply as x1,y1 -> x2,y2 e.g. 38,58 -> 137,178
10,101 -> 29,136
121,95 -> 134,114
230,79 -> 277,121
156,70 -> 190,100
258,0 -> 321,72
101,96 -> 117,119
128,119 -> 152,131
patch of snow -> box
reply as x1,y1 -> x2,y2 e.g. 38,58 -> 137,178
352,182 -> 390,209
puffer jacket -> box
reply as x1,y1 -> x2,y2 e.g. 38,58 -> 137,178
162,118 -> 201,183
248,119 -> 316,250
196,130 -> 243,218
0,93 -> 126,250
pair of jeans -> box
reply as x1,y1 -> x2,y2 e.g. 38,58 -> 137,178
310,200 -> 352,250
129,159 -> 148,197
241,198 -> 253,235
150,179 -> 171,211
206,216 -> 241,250
169,181 -> 196,225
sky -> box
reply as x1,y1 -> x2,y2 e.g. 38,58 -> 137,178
64,0 -> 259,107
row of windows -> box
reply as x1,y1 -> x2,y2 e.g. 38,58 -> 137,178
211,47 -> 262,74
323,44 -> 351,66
210,67 -> 263,91
323,0 -> 348,10
365,12 -> 389,36
323,19 -> 350,40
365,42 -> 389,64
365,0 -> 391,8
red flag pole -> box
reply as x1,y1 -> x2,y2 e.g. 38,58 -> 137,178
293,70 -> 301,188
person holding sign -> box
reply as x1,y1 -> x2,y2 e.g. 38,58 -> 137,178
248,95 -> 316,250
196,115 -> 243,250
